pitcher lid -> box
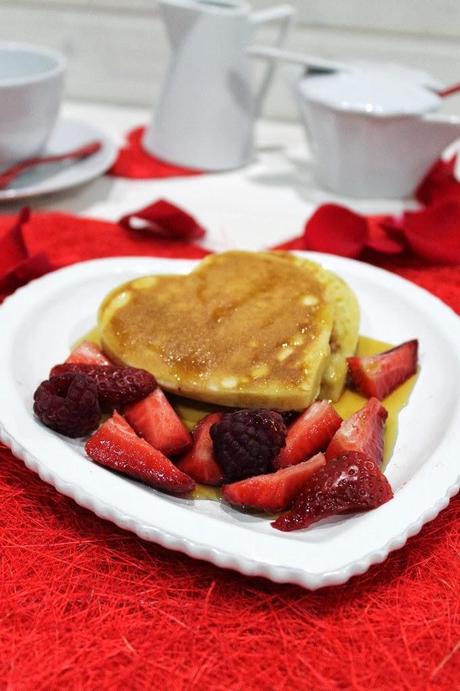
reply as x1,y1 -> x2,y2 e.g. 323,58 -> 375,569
298,68 -> 441,116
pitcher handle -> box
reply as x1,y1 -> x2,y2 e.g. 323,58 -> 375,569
250,5 -> 296,116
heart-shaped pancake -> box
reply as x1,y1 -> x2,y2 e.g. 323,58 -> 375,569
98,251 -> 359,410
277,252 -> 360,401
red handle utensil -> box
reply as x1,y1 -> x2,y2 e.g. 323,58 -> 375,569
0,140 -> 102,189
437,82 -> 460,98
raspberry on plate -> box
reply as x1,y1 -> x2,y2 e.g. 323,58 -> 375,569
50,363 -> 157,411
33,372 -> 101,438
210,409 -> 287,482
272,451 -> 393,532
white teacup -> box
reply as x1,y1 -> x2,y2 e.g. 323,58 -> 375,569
0,42 -> 66,165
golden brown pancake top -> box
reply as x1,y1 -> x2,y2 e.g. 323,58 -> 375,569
99,252 -> 336,408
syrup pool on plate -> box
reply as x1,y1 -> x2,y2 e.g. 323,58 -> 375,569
334,336 -> 417,468
74,331 -> 417,498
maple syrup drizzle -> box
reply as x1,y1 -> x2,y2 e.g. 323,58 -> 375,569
73,327 -> 100,349
75,330 -> 417,500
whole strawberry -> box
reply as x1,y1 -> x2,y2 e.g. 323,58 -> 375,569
210,409 -> 287,482
50,363 -> 156,411
272,451 -> 393,532
33,373 -> 101,438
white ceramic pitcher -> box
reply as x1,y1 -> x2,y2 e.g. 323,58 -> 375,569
143,0 -> 295,171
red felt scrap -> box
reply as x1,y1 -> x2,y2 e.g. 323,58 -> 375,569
416,154 -> 460,206
0,209 -> 56,297
0,207 -> 28,273
0,205 -> 208,301
279,199 -> 460,266
109,126 -> 202,179
278,153 -> 460,265
365,215 -> 406,255
301,203 -> 369,258
403,200 -> 460,264
119,198 -> 206,240
19,209 -> 208,266
0,250 -> 54,295
277,206 -> 409,259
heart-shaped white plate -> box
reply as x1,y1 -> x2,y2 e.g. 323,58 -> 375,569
0,254 -> 459,589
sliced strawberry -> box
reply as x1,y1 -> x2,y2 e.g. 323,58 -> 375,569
66,340 -> 112,366
347,339 -> 418,400
223,452 -> 326,513
176,413 -> 224,485
272,451 -> 393,532
124,387 -> 192,456
326,397 -> 387,467
274,401 -> 342,469
85,411 -> 195,494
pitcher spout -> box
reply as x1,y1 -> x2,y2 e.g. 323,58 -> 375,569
158,0 -> 200,50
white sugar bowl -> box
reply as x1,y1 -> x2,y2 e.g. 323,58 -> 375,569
296,68 -> 460,199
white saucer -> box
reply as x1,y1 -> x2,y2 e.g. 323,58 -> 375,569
0,117 -> 118,202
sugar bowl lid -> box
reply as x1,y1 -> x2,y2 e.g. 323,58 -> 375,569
298,67 -> 441,117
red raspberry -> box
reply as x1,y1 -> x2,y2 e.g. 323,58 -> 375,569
210,409 -> 287,482
33,373 -> 101,438
50,364 -> 157,411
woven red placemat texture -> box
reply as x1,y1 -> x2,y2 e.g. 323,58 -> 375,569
0,211 -> 459,690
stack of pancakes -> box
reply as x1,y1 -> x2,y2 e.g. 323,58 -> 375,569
98,251 -> 360,410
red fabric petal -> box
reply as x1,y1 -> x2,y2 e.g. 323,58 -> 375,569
274,234 -> 311,251
0,251 -> 54,295
109,127 -> 202,179
0,207 -> 29,273
375,256 -> 460,313
365,215 -> 406,255
119,199 -> 206,241
21,212 -> 209,266
306,205 -> 368,257
402,200 -> 460,264
277,204 -> 368,258
276,198 -> 460,266
416,154 -> 460,206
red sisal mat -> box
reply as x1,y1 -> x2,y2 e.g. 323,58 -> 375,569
0,209 -> 459,690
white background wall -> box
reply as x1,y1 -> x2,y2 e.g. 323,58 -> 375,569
0,0 -> 459,119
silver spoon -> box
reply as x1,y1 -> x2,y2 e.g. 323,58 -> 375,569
249,45 -> 349,75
